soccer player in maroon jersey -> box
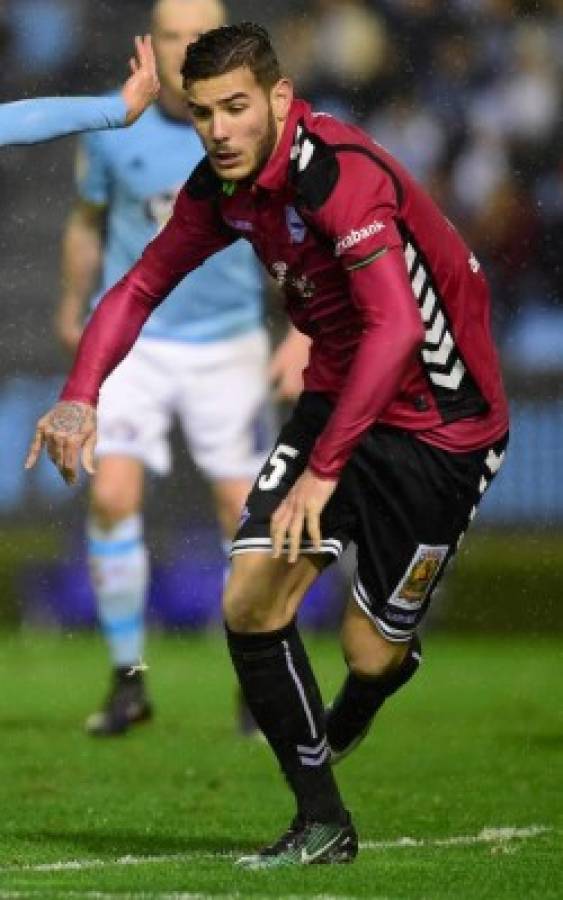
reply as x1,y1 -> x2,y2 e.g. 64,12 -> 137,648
26,23 -> 509,867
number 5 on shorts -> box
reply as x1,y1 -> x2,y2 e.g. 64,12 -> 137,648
259,444 -> 299,491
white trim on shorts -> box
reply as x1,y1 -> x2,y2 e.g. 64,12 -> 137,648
352,574 -> 414,644
230,536 -> 344,558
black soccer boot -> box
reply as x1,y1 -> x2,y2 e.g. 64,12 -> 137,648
85,667 -> 153,736
236,814 -> 358,869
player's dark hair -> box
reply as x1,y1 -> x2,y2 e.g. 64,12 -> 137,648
181,22 -> 281,91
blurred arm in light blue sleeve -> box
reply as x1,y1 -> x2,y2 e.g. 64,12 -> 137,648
0,34 -> 159,147
0,95 -> 127,147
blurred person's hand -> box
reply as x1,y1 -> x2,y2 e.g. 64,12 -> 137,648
269,326 -> 311,402
122,35 -> 160,126
25,401 -> 97,486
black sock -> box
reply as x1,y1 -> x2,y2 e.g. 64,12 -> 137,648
326,634 -> 422,754
226,620 -> 347,825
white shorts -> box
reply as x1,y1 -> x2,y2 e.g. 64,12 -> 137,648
96,330 -> 274,480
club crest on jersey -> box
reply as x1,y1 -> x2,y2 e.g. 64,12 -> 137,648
270,261 -> 315,301
388,544 -> 448,610
292,273 -> 315,299
272,261 -> 289,287
285,205 -> 307,244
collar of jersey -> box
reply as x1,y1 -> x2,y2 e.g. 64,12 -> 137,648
254,98 -> 310,193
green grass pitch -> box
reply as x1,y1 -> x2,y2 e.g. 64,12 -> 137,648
0,630 -> 561,899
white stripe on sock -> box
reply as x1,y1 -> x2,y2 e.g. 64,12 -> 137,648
282,639 -> 318,741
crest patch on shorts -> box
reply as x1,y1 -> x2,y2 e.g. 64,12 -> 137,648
388,544 -> 449,610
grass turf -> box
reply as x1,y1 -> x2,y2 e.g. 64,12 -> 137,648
0,630 -> 561,898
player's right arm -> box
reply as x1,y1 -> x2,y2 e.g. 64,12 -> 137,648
55,118 -> 110,354
26,180 -> 235,484
0,35 -> 158,147
55,199 -> 106,354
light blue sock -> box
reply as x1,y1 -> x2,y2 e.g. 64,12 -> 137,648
87,514 -> 148,668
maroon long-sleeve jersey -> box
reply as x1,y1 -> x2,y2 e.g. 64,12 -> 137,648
61,98 -> 508,479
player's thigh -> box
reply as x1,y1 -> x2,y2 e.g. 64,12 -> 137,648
178,329 -> 275,482
223,550 -> 325,632
346,428 -> 507,645
90,455 -> 145,524
96,340 -> 175,475
226,394 -> 352,630
231,392 -> 352,561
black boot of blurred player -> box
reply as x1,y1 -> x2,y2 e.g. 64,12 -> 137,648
85,667 -> 153,736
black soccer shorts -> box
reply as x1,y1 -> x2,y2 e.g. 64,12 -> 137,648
231,392 -> 508,642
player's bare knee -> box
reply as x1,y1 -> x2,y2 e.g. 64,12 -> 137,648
90,484 -> 139,529
224,563 -> 264,631
347,641 -> 409,679
224,601 -> 279,633
342,624 -> 409,679
223,579 -> 286,633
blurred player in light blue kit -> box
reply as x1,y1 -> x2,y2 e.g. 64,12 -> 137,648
0,36 -> 159,146
55,0 -> 309,736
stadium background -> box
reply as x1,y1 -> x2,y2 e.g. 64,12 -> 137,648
0,0 -> 562,634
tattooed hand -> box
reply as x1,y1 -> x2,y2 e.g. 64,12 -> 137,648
25,401 -> 97,485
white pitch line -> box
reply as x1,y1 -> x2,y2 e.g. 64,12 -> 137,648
0,894 -> 387,900
0,825 -> 549,878
0,852 -> 222,874
0,893 -> 221,900
360,825 -> 550,850
0,894 -> 219,900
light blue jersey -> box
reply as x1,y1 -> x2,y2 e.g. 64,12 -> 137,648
78,102 -> 263,343
0,94 -> 126,146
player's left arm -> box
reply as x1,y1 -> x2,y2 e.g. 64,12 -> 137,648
271,249 -> 424,560
0,35 -> 158,146
272,156 -> 424,561
26,185 -> 234,485
308,248 -> 425,477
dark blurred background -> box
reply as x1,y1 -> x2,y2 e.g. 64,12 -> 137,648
1,0 -> 562,633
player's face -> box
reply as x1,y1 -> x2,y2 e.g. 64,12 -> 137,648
152,0 -> 224,99
186,67 -> 293,182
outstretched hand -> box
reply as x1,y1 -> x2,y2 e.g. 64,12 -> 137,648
25,401 -> 97,486
270,467 -> 337,563
121,35 -> 160,126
